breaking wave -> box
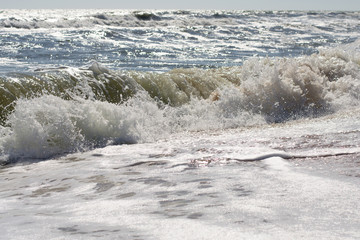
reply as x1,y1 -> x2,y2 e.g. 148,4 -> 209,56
1,44 -> 360,163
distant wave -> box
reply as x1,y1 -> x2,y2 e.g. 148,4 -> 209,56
0,10 -> 237,29
0,10 -> 358,29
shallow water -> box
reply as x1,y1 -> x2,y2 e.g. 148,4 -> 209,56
1,110 -> 360,239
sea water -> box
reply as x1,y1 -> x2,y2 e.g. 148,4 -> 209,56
0,10 -> 360,239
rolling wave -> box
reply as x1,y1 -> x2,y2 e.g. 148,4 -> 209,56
0,46 -> 359,163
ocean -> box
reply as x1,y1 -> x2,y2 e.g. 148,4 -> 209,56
1,9 -> 360,239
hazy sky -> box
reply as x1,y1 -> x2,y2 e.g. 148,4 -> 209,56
2,0 -> 359,10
